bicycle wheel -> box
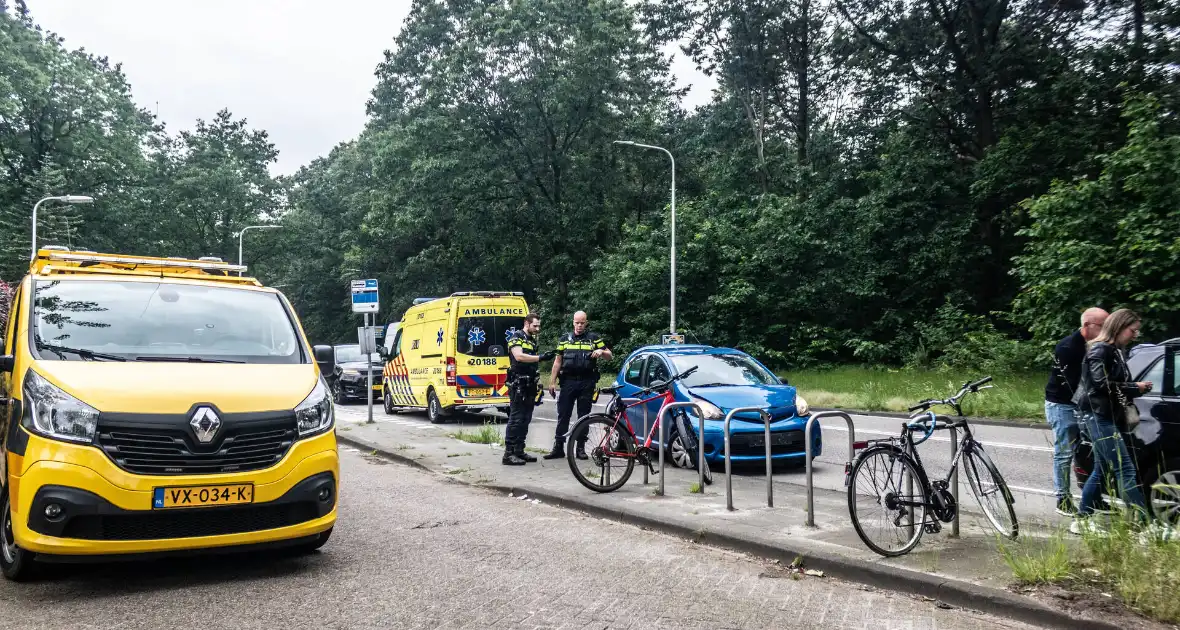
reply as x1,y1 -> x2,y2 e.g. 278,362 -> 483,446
673,412 -> 713,485
962,442 -> 1019,539
847,446 -> 929,557
567,414 -> 636,493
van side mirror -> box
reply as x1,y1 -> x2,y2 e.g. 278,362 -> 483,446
0,355 -> 12,373
312,345 -> 335,375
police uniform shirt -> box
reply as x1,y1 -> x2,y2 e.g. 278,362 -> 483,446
507,330 -> 540,375
557,331 -> 606,378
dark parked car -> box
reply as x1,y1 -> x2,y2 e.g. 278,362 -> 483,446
1074,338 -> 1180,524
327,343 -> 383,404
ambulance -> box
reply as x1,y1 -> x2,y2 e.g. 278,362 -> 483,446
380,292 -> 531,423
0,248 -> 338,580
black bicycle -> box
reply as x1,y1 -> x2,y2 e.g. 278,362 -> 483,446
846,377 -> 1019,557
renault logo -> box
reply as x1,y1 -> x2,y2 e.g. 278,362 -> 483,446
190,407 -> 221,444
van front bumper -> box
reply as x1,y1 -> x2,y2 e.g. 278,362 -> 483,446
9,431 -> 338,557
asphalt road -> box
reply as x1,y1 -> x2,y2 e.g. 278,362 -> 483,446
351,394 -> 1065,520
0,448 -> 1039,630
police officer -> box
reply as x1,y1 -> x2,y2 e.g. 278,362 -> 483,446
544,310 -> 612,460
503,312 -> 553,466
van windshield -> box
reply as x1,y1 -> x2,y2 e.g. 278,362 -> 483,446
31,280 -> 304,364
456,315 -> 523,358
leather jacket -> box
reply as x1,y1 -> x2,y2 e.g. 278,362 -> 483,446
1071,341 -> 1142,430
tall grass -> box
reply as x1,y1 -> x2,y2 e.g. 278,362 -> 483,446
997,530 -> 1074,584
1080,512 -> 1180,623
782,367 -> 1044,420
448,423 -> 502,445
996,505 -> 1180,623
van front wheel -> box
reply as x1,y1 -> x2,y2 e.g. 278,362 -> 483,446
0,489 -> 35,581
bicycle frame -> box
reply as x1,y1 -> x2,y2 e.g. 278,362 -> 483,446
598,387 -> 678,457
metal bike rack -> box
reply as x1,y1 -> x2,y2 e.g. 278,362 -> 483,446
618,398 -> 648,485
804,411 -> 856,527
723,407 -> 773,511
948,424 -> 960,537
655,402 -> 706,496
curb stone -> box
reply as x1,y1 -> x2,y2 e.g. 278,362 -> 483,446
337,433 -> 1117,630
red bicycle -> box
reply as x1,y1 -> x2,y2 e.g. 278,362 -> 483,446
566,366 -> 713,492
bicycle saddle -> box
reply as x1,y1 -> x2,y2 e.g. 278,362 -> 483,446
598,383 -> 624,395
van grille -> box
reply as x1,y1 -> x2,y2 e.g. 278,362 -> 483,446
96,416 -> 297,475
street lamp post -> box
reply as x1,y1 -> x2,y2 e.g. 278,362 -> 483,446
613,140 -> 676,335
31,195 -> 94,261
236,225 -> 282,274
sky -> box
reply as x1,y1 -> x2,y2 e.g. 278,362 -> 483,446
25,0 -> 717,175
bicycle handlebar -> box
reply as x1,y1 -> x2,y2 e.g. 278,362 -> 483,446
633,365 -> 699,397
906,376 -> 994,415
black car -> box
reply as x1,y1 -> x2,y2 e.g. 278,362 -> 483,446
327,343 -> 383,404
1074,338 -> 1180,524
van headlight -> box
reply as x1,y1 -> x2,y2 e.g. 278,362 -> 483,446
690,396 -> 724,420
295,377 -> 334,436
22,371 -> 99,444
796,395 -> 810,416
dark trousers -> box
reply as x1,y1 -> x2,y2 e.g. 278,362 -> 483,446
555,377 -> 595,448
505,382 -> 536,452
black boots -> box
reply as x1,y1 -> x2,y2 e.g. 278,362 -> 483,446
542,444 -> 565,460
543,441 -> 588,460
502,445 -> 533,465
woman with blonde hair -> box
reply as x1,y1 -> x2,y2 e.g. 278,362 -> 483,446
1071,309 -> 1153,531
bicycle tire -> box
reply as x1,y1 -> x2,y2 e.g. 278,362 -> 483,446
567,414 -> 636,493
963,442 -> 1019,539
673,412 -> 713,485
847,446 -> 929,557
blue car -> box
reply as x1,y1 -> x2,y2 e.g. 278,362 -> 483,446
611,344 -> 820,467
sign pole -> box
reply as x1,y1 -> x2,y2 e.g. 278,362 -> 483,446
366,312 -> 374,425
350,278 -> 380,426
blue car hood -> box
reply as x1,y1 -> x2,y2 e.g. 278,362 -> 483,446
687,384 -> 798,419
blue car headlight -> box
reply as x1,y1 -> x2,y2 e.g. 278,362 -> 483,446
689,396 -> 723,420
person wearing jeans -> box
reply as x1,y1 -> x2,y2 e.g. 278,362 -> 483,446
1072,309 -> 1153,531
1044,307 -> 1107,515
1078,411 -> 1147,528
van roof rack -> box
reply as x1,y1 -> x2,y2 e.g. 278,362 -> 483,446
450,291 -> 524,297
30,250 -> 257,284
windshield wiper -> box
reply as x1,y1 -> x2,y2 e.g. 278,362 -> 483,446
688,382 -> 733,388
38,343 -> 127,362
135,356 -> 245,364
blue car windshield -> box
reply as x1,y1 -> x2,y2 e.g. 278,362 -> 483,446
669,353 -> 779,387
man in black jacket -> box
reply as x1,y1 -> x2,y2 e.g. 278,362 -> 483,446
1044,307 -> 1108,515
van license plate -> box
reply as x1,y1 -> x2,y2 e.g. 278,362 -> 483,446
152,484 -> 254,509
466,388 -> 492,397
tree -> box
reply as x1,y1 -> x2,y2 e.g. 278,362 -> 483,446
1013,93 -> 1180,342
0,0 -> 156,278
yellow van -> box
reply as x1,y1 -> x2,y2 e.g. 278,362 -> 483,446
381,292 -> 530,423
0,249 -> 338,580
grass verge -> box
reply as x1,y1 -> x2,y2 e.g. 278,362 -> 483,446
448,423 -> 501,445
997,511 -> 1180,624
997,530 -> 1073,584
782,367 -> 1044,420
